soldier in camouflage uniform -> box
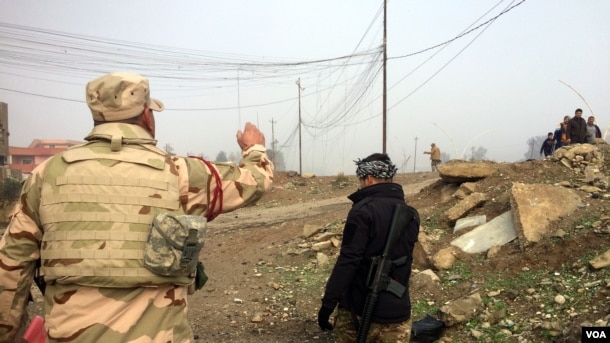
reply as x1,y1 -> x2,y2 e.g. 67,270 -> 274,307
0,72 -> 274,343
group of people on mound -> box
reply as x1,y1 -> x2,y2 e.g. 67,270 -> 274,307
540,108 -> 603,157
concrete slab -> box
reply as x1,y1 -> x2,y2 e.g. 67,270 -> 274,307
454,215 -> 487,233
451,211 -> 516,254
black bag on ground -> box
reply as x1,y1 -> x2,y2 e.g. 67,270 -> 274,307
411,315 -> 445,343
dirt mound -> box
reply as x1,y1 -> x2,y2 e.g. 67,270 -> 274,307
403,151 -> 610,342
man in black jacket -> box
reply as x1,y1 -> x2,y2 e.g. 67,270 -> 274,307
540,132 -> 556,157
566,108 -> 587,144
317,153 -> 420,342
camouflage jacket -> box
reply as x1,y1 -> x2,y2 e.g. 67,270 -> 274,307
0,123 -> 273,342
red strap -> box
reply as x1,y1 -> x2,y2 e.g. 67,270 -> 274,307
188,156 -> 223,221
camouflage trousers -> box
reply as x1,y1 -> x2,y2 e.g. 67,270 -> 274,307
332,308 -> 412,343
431,160 -> 441,172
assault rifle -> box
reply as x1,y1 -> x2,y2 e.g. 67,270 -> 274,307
356,204 -> 414,343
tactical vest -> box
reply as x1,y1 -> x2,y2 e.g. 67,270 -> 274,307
39,136 -> 197,288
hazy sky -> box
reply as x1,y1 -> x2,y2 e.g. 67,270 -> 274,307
1,0 -> 609,175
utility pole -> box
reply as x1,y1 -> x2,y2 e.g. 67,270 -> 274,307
237,69 -> 241,129
413,137 -> 418,173
382,0 -> 388,153
270,118 -> 277,167
296,78 -> 304,176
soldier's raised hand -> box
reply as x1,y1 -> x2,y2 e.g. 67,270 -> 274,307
236,122 -> 265,150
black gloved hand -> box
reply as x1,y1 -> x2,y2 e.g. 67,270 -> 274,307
317,305 -> 334,331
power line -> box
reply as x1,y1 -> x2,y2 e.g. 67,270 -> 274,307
388,0 -> 520,111
389,0 -> 527,60
0,87 -> 82,102
0,1 -> 528,170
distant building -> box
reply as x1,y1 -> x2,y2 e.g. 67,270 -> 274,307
0,102 -> 82,180
9,139 -> 82,177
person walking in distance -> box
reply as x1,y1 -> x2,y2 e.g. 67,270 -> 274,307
423,143 -> 441,171
317,153 -> 420,343
0,72 -> 274,343
566,108 -> 587,144
540,132 -> 556,157
553,115 -> 570,148
586,115 -> 602,143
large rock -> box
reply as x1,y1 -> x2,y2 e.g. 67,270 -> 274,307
445,192 -> 486,223
311,241 -> 332,251
510,182 -> 581,245
589,249 -> 610,270
412,230 -> 433,269
452,182 -> 477,200
410,269 -> 442,301
437,160 -> 498,183
439,292 -> 484,326
440,183 -> 459,203
303,224 -> 322,238
301,172 -> 316,179
316,252 -> 329,266
433,247 -> 458,270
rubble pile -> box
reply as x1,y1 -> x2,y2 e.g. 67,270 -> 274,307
550,139 -> 606,173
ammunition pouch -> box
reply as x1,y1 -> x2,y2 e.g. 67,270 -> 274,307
144,213 -> 207,277
195,261 -> 208,290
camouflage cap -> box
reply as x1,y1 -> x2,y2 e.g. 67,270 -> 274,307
86,72 -> 164,121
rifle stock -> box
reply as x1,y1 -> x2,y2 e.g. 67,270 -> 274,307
356,204 -> 413,343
